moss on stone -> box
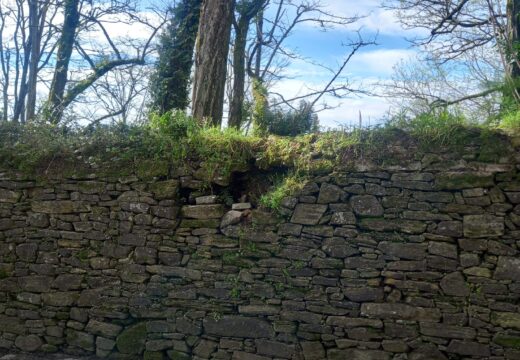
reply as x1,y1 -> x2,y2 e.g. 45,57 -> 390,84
148,179 -> 179,200
75,249 -> 90,262
136,160 -> 170,180
222,252 -> 252,268
0,268 -> 10,279
478,129 -> 512,162
435,172 -> 495,190
116,322 -> 147,355
144,350 -> 164,360
41,344 -> 58,353
493,334 -> 520,349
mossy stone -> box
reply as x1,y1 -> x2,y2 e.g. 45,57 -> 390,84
136,159 -> 169,180
167,350 -> 191,360
77,181 -> 106,194
478,129 -> 512,162
148,179 -> 179,200
493,334 -> 520,349
435,172 -> 494,190
116,322 -> 147,355
144,350 -> 164,360
0,269 -> 10,279
41,344 -> 58,353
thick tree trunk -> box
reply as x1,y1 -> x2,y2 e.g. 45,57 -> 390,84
507,0 -> 520,101
46,0 -> 80,124
228,17 -> 250,129
192,0 -> 236,127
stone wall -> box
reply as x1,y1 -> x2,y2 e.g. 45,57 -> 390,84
1,144 -> 520,360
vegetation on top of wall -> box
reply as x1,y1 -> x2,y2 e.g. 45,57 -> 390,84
0,110 -> 517,183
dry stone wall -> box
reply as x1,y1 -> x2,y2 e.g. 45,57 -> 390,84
1,145 -> 520,360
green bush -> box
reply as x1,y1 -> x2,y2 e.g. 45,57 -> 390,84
499,109 -> 520,133
262,101 -> 319,136
149,110 -> 200,139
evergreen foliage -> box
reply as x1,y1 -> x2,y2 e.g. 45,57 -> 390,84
264,101 -> 319,137
150,0 -> 201,113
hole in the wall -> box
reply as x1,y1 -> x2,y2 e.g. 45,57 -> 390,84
177,163 -> 290,207
231,166 -> 289,207
178,186 -> 193,205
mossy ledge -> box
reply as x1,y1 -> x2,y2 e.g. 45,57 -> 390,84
0,122 -> 517,184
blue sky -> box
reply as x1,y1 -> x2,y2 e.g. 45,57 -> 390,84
270,0 -> 420,128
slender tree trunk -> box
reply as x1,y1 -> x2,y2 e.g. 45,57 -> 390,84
228,1 -> 266,129
0,11 -> 9,122
46,0 -> 80,124
26,0 -> 40,122
192,0 -> 236,126
0,75 -> 6,119
255,10 -> 263,78
507,0 -> 520,101
12,35 -> 31,123
228,17 -> 250,129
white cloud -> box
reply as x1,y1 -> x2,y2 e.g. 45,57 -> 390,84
347,48 -> 417,76
317,95 -> 391,128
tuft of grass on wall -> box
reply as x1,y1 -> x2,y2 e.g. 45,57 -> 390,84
500,109 -> 520,134
259,172 -> 307,212
388,109 -> 469,146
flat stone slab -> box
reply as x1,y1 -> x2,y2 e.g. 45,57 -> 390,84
232,202 -> 251,210
494,256 -> 520,281
463,215 -> 504,238
361,303 -> 441,322
290,204 -> 327,225
181,204 -> 225,219
203,316 -> 274,338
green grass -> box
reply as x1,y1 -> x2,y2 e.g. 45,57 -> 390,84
388,109 -> 468,146
500,109 -> 520,134
0,109 -> 516,186
259,172 -> 307,212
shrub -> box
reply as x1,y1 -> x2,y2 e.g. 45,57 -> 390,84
499,109 -> 520,134
262,101 -> 319,137
149,110 -> 199,139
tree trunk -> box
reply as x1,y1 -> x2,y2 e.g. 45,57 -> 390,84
12,32 -> 31,123
228,1 -> 266,129
507,0 -> 520,101
192,0 -> 236,127
0,11 -> 8,122
255,10 -> 263,78
46,0 -> 80,124
26,0 -> 41,122
228,17 -> 250,129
